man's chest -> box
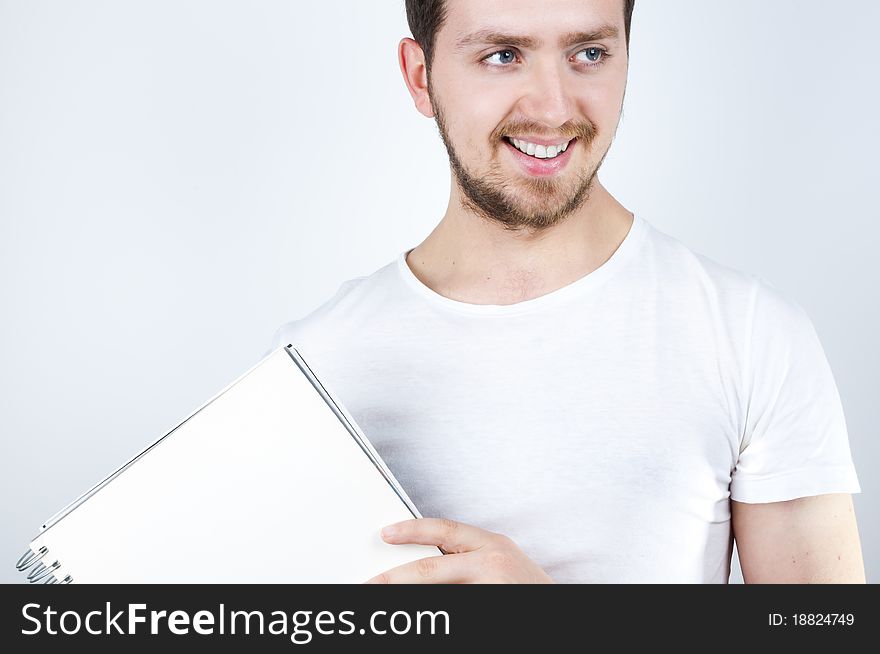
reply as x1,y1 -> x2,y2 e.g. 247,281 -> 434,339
327,341 -> 740,507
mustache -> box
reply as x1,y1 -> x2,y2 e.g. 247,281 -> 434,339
493,120 -> 597,144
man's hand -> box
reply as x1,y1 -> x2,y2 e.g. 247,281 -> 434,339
363,518 -> 554,584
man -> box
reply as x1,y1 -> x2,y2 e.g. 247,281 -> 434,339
266,0 -> 865,583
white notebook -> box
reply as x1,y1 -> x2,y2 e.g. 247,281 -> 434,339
15,345 -> 438,583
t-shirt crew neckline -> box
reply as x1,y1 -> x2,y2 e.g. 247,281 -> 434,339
397,213 -> 649,316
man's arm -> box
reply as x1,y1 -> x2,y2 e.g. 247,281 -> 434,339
731,493 -> 866,583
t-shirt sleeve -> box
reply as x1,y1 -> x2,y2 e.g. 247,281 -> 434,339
263,316 -> 315,360
729,278 -> 861,504
261,276 -> 368,358
262,322 -> 299,358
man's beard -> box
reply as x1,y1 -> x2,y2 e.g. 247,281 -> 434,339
430,87 -> 606,234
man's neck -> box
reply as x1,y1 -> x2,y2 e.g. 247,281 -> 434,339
405,180 -> 634,306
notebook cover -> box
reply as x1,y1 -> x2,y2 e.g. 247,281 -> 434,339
19,346 -> 438,583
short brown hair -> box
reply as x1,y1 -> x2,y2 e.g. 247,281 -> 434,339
405,0 -> 636,71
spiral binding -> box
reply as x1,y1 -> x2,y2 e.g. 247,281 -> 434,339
16,547 -> 73,584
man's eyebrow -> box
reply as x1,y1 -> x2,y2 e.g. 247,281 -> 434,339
453,25 -> 620,52
558,26 -> 620,48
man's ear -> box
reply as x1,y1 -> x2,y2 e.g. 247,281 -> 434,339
398,37 -> 434,118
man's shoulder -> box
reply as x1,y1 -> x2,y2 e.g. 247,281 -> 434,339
642,219 -> 761,303
643,219 -> 815,346
264,257 -> 401,355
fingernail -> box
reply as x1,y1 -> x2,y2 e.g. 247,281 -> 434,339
381,525 -> 397,539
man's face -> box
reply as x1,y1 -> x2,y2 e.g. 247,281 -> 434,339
427,0 -> 629,232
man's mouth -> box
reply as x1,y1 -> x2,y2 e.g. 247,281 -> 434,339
503,136 -> 576,160
501,135 -> 578,177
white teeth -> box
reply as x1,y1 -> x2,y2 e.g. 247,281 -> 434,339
509,137 -> 571,159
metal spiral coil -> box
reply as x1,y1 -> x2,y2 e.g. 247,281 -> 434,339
40,574 -> 73,584
16,547 -> 73,584
16,546 -> 48,571
27,560 -> 60,583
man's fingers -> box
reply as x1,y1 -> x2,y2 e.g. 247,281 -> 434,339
380,518 -> 493,553
364,552 -> 476,584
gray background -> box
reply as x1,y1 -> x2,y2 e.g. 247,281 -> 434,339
1,0 -> 877,583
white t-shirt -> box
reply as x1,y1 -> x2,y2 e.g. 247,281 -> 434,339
265,214 -> 861,583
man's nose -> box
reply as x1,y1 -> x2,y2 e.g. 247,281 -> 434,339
517,60 -> 576,129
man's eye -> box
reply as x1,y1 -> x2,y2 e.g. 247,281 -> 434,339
482,47 -> 609,68
575,47 -> 607,64
483,49 -> 518,66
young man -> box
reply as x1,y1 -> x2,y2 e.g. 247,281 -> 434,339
267,0 -> 865,583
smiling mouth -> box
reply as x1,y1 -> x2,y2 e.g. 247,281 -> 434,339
503,136 -> 577,160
